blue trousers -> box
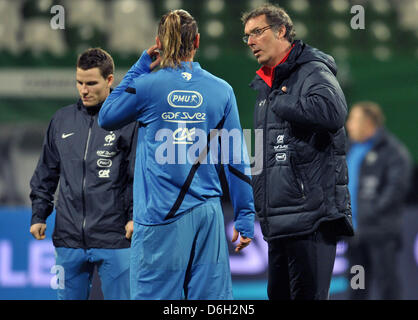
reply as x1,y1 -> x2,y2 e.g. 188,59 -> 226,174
130,198 -> 233,300
54,247 -> 130,300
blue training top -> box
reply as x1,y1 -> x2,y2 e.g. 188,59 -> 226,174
347,136 -> 376,230
99,50 -> 255,238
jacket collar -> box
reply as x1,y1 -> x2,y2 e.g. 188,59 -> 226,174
76,88 -> 113,115
368,128 -> 387,148
272,40 -> 305,89
348,128 -> 387,150
165,61 -> 202,72
250,40 -> 338,91
255,44 -> 295,88
250,40 -> 305,90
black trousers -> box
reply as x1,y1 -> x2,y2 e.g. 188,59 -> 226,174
347,236 -> 401,300
267,223 -> 337,300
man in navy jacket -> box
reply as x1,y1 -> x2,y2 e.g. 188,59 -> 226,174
242,4 -> 354,300
30,48 -> 138,299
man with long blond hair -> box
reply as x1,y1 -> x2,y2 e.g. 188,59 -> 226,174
99,9 -> 255,300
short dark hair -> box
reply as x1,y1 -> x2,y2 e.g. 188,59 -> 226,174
241,4 -> 296,43
353,101 -> 385,127
76,48 -> 114,79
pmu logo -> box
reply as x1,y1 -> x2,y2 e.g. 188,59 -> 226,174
167,90 -> 203,108
97,159 -> 112,168
173,127 -> 196,144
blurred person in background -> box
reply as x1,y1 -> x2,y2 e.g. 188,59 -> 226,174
99,9 -> 255,300
29,48 -> 138,300
346,101 -> 412,300
241,4 -> 354,300
0,132 -> 23,205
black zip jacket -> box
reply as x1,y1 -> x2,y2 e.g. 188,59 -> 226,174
30,99 -> 138,249
353,129 -> 412,241
250,40 -> 354,240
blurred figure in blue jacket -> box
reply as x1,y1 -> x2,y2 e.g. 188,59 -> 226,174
346,101 -> 412,299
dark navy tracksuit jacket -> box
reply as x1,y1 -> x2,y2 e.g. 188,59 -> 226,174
30,100 -> 138,249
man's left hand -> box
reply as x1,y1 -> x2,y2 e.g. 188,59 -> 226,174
232,227 -> 252,252
146,44 -> 161,71
125,220 -> 134,239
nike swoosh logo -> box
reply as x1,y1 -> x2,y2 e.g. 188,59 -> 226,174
62,133 -> 75,139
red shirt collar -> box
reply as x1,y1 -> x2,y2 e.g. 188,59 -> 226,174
256,44 -> 295,88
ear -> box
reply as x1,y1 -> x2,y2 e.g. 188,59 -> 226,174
194,33 -> 200,49
156,36 -> 162,49
278,25 -> 286,39
106,74 -> 114,88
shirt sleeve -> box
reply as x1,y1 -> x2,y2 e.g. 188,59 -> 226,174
220,88 -> 255,238
125,122 -> 139,221
270,68 -> 347,133
98,50 -> 153,130
374,143 -> 412,215
29,117 -> 60,225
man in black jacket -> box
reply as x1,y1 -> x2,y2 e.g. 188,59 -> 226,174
242,4 -> 354,299
346,101 -> 412,299
29,48 -> 138,300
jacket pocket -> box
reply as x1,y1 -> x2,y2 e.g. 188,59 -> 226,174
267,160 -> 305,209
335,184 -> 349,212
290,155 -> 306,199
252,173 -> 264,213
